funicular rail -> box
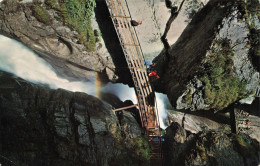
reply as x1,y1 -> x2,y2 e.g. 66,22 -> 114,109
105,0 -> 163,164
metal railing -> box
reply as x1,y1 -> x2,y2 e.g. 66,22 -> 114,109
104,0 -> 163,162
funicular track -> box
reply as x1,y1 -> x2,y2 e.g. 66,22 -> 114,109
105,0 -> 163,164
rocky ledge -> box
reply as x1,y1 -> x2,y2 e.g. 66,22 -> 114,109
163,122 -> 260,166
154,0 -> 260,111
0,0 -> 120,82
0,70 -> 149,166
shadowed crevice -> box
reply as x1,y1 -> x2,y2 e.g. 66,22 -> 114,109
94,0 -> 133,85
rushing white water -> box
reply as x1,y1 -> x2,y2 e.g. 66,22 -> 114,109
156,93 -> 168,129
0,34 -> 168,128
102,82 -> 137,104
102,83 -> 168,129
0,35 -> 96,95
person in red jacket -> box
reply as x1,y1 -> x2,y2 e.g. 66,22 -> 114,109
149,70 -> 160,79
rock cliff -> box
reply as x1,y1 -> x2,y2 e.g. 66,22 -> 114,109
163,122 -> 260,166
0,71 -> 149,166
154,0 -> 260,111
0,0 -> 121,82
0,0 -> 210,83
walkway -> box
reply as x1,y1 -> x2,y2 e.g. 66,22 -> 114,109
105,0 -> 163,164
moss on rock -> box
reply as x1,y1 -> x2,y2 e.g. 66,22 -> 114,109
199,39 -> 247,110
240,0 -> 260,71
32,5 -> 51,25
183,89 -> 193,105
109,135 -> 150,166
130,136 -> 150,163
44,0 -> 97,52
231,134 -> 259,158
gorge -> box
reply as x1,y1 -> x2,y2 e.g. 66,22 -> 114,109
0,0 -> 259,166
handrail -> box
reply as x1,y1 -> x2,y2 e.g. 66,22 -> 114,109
105,0 -> 149,126
123,0 -> 161,132
105,0 -> 162,139
123,0 -> 147,62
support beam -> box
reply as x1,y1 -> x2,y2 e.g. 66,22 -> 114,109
113,104 -> 138,112
110,15 -> 131,18
121,43 -> 140,46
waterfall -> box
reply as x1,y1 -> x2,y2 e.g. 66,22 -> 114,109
0,34 -> 168,128
0,35 -> 96,95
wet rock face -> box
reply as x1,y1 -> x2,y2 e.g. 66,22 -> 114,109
0,0 -> 117,82
0,71 -> 147,166
163,122 -> 260,166
154,0 -> 260,111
